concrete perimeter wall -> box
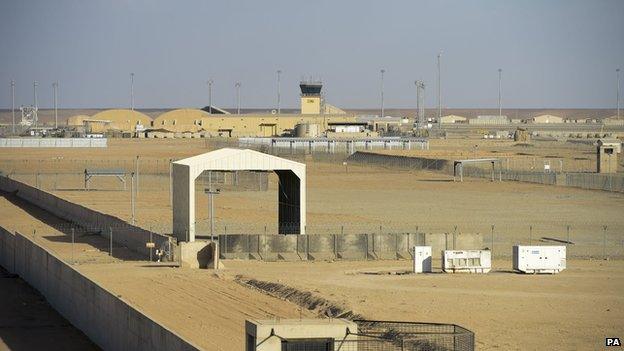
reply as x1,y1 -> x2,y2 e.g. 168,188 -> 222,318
0,227 -> 199,351
219,232 -> 483,261
0,176 -> 172,257
0,138 -> 107,148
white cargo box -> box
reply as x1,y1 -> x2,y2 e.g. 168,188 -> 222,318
413,246 -> 432,273
513,245 -> 566,274
442,250 -> 491,273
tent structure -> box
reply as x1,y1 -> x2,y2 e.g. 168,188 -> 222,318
172,148 -> 306,242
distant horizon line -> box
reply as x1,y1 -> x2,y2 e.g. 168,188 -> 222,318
0,107 -> 619,111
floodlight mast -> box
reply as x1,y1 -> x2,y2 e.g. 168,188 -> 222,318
11,80 -> 15,134
130,73 -> 135,112
235,82 -> 241,114
207,79 -> 213,114
277,70 -> 282,114
498,68 -> 502,118
380,69 -> 385,118
437,52 -> 442,128
53,81 -> 59,129
617,68 -> 621,119
415,80 -> 425,129
33,81 -> 38,128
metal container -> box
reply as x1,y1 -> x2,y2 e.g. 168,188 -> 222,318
413,246 -> 432,273
442,250 -> 491,273
513,245 -> 566,274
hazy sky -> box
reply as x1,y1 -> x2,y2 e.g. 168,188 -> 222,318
0,0 -> 623,109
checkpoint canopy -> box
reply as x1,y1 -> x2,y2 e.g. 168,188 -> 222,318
172,148 -> 306,242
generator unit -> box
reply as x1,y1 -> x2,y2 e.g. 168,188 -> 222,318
513,245 -> 566,274
442,250 -> 491,273
413,246 -> 432,273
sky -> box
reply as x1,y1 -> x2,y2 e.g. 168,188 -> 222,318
0,0 -> 623,110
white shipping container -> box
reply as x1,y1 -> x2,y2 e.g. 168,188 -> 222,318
442,250 -> 491,273
413,246 -> 432,273
513,245 -> 566,274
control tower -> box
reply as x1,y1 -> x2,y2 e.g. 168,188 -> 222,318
300,80 -> 323,114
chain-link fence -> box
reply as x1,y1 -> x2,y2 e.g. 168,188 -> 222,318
335,320 -> 474,351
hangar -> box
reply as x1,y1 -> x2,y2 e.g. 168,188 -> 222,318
172,148 -> 306,242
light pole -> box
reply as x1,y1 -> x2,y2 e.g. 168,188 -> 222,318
53,81 -> 59,129
204,188 -> 221,241
380,69 -> 385,118
130,73 -> 135,112
33,81 -> 38,128
235,82 -> 241,114
207,79 -> 213,113
415,80 -> 425,129
617,68 -> 621,119
498,68 -> 502,118
277,70 -> 282,114
10,80 -> 15,134
437,52 -> 442,128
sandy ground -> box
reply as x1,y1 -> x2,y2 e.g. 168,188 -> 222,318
1,138 -> 623,350
0,192 -> 314,350
9,158 -> 624,257
224,259 -> 624,351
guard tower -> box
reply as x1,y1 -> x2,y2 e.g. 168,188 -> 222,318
597,139 -> 622,173
300,81 -> 323,115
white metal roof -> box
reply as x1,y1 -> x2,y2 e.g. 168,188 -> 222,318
173,148 -> 305,178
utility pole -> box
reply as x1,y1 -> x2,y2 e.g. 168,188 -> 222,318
135,155 -> 140,195
130,73 -> 135,112
498,68 -> 502,118
437,52 -> 442,128
53,81 -> 59,129
207,79 -> 213,113
617,68 -> 621,119
235,82 -> 241,114
415,80 -> 425,129
380,69 -> 385,118
33,81 -> 38,128
130,172 -> 135,225
277,70 -> 282,114
11,80 -> 15,134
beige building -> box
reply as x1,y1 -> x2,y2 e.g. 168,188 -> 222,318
597,139 -> 621,173
299,81 -> 323,114
152,108 -> 209,132
603,116 -> 624,125
197,114 -> 356,137
68,110 -> 152,133
532,114 -> 564,124
440,114 -> 467,124
245,319 -> 357,351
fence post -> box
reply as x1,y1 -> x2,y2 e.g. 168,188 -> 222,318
109,227 -> 113,257
149,226 -> 153,262
603,225 -> 608,260
71,227 -> 75,265
566,225 -> 570,246
491,225 -> 495,257
224,225 -> 228,254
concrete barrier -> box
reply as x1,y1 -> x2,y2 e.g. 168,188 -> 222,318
0,227 -> 200,351
0,138 -> 107,148
348,152 -> 451,172
218,233 -> 482,261
0,176 -> 172,258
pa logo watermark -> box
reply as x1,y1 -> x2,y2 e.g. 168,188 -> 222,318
606,337 -> 621,347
